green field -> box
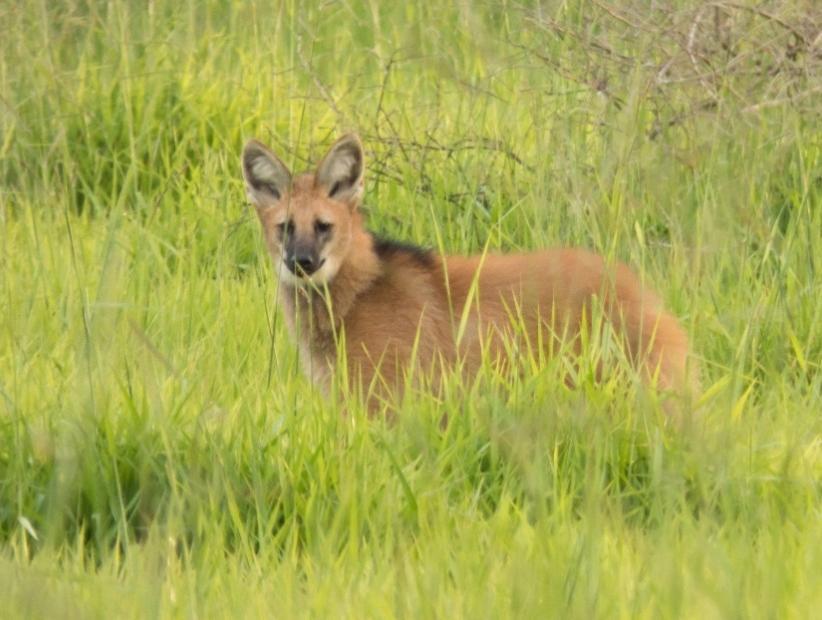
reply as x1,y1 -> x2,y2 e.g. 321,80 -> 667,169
1,1 -> 820,617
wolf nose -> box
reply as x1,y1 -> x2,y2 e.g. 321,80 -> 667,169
287,254 -> 318,276
296,257 -> 316,274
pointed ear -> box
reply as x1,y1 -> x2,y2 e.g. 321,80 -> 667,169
315,134 -> 364,206
242,139 -> 292,206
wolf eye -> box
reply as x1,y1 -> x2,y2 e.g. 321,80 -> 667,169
276,220 -> 294,237
314,220 -> 333,234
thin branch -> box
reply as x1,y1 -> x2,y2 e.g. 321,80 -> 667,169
717,2 -> 812,46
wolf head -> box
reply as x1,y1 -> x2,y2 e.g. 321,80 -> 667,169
242,134 -> 365,287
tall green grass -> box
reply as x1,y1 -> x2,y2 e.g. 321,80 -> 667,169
1,0 -> 820,617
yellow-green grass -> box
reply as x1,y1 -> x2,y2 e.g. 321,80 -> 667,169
1,1 -> 820,617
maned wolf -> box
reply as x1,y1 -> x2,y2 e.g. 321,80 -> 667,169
242,134 -> 698,414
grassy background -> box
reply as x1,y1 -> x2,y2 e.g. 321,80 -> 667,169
1,0 -> 820,617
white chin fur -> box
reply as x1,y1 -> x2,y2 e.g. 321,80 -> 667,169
275,256 -> 341,288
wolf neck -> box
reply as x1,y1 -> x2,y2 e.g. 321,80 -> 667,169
279,227 -> 381,339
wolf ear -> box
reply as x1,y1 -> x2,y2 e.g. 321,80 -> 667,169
242,139 -> 292,206
315,134 -> 364,207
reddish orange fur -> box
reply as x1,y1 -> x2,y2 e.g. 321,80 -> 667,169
242,134 -> 698,414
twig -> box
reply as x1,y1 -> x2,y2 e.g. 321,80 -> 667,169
686,5 -> 719,100
741,84 -> 822,113
294,29 -> 345,122
717,2 -> 811,46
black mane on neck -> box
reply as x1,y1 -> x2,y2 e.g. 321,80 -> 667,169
371,234 -> 434,269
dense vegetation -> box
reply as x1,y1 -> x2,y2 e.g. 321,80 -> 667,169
1,1 -> 819,616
